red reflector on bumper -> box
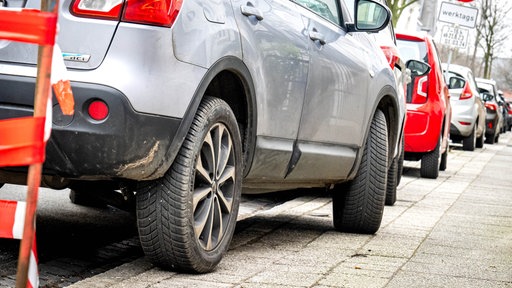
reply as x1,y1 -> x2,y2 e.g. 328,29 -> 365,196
88,100 -> 109,121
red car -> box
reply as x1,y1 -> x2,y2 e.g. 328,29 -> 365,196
396,32 -> 451,179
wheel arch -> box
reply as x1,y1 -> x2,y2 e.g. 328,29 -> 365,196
153,56 -> 257,179
348,85 -> 400,180
376,85 -> 401,168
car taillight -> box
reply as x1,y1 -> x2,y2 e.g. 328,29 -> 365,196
71,0 -> 123,20
485,102 -> 498,111
71,0 -> 182,27
459,82 -> 473,100
408,75 -> 428,104
380,46 -> 399,70
123,0 -> 182,27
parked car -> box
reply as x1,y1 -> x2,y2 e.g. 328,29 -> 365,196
475,78 -> 504,144
396,32 -> 451,179
497,90 -> 511,132
350,0 -> 407,205
0,0 -> 400,273
442,63 -> 486,151
504,95 -> 512,132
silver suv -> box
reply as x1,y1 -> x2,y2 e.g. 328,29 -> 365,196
0,0 -> 400,272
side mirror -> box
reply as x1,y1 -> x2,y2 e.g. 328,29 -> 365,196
481,92 -> 493,102
447,76 -> 466,89
406,59 -> 431,77
347,0 -> 391,33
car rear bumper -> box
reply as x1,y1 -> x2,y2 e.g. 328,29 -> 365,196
0,75 -> 181,181
450,108 -> 476,137
485,110 -> 498,135
403,108 -> 441,153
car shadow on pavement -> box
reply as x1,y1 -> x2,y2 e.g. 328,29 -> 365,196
401,166 -> 421,178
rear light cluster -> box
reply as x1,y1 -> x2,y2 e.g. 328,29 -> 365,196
71,0 -> 183,27
459,82 -> 474,100
407,75 -> 428,104
380,46 -> 400,70
485,102 -> 498,112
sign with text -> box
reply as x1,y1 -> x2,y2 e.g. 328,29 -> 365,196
438,1 -> 479,28
440,25 -> 469,49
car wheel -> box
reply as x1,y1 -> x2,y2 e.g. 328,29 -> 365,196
385,155 -> 397,206
136,97 -> 242,273
439,147 -> 448,171
332,109 -> 387,234
476,126 -> 484,149
485,133 -> 495,144
462,124 -> 476,151
420,136 -> 440,179
396,137 -> 405,186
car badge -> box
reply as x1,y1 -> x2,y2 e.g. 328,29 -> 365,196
62,53 -> 91,63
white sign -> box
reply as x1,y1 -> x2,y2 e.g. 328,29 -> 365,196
440,25 -> 469,49
438,2 -> 479,28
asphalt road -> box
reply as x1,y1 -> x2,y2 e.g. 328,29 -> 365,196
1,133 -> 511,288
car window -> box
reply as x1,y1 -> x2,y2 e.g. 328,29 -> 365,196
396,39 -> 428,64
476,81 -> 495,96
445,71 -> 464,89
294,0 -> 340,24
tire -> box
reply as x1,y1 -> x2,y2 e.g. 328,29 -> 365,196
332,109 -> 387,234
462,124 -> 476,151
135,97 -> 242,273
396,137 -> 405,186
420,136 -> 440,179
476,125 -> 484,149
439,147 -> 448,171
485,133 -> 495,144
385,155 -> 397,206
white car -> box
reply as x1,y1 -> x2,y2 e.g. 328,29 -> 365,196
443,63 -> 486,151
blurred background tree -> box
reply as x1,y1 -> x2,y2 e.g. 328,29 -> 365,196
385,0 -> 420,25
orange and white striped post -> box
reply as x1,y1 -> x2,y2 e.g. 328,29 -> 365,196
0,200 -> 39,288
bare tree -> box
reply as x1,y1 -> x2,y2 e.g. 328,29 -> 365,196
385,0 -> 420,26
472,0 -> 512,78
492,58 -> 512,90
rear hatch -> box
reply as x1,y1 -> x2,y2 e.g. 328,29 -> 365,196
0,0 -> 119,70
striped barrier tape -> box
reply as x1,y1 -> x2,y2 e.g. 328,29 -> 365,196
0,200 -> 39,287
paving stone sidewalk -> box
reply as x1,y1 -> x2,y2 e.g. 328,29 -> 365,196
68,134 -> 512,288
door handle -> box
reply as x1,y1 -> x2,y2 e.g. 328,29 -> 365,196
241,5 -> 264,21
309,30 -> 326,45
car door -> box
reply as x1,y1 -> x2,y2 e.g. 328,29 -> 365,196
286,0 -> 375,180
230,0 -> 310,179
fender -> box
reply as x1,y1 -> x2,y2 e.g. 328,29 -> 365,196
147,56 -> 258,179
346,84 -> 399,180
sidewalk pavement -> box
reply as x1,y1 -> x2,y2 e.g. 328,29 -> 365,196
68,133 -> 512,288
